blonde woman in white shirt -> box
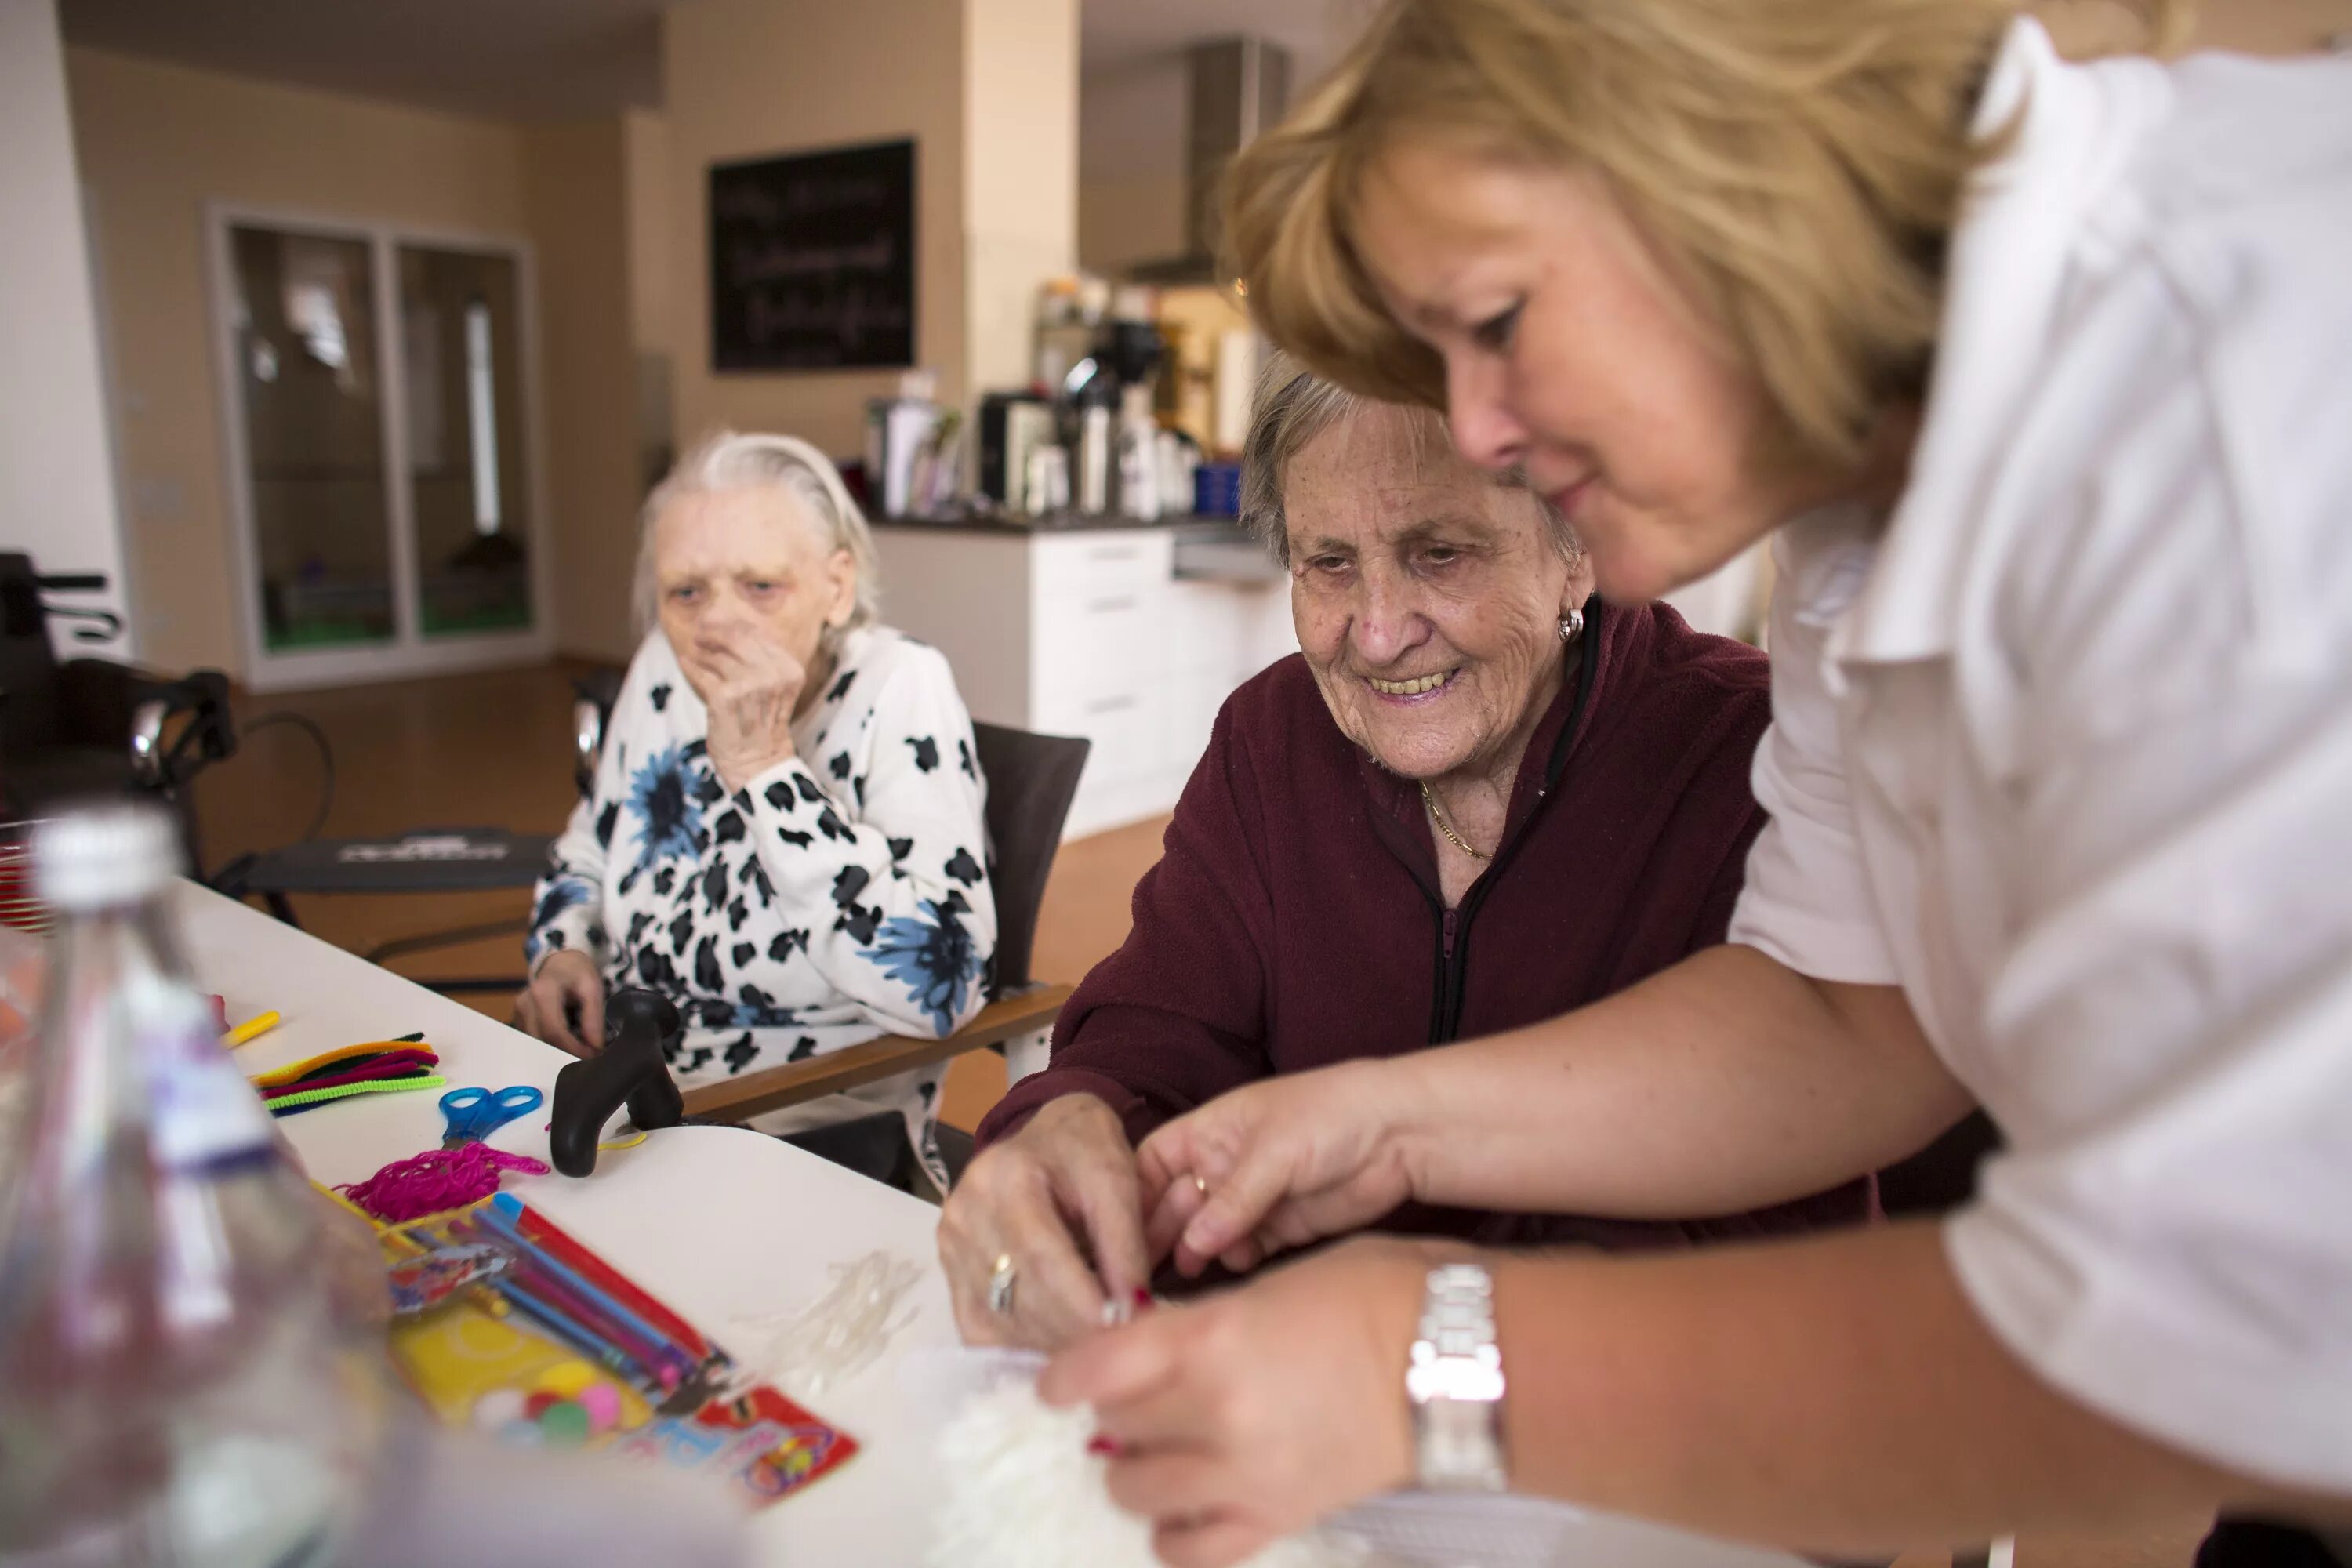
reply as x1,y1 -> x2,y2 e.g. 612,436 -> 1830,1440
516,431 -> 994,1190
1035,4 -> 2352,1565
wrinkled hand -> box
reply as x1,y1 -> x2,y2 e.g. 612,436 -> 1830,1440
685,626 -> 808,792
938,1094 -> 1152,1349
1137,1058 -> 1420,1279
513,948 -> 605,1059
1040,1236 -> 1432,1568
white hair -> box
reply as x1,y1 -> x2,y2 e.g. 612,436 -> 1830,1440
1240,354 -> 1579,568
632,429 -> 881,635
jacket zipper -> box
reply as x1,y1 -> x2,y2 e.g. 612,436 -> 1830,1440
1420,600 -> 1605,1047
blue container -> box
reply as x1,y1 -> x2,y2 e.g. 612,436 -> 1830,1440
1193,462 -> 1243,518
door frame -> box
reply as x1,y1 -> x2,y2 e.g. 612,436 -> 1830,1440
205,203 -> 556,693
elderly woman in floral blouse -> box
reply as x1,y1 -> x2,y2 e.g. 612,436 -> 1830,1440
519,430 -> 995,1189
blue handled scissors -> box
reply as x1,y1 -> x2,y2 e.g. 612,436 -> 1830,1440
439,1084 -> 543,1149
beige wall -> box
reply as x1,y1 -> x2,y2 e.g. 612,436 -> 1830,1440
964,0 -> 1080,393
65,47 -> 644,675
523,118 -> 643,662
622,108 -> 673,358
662,0 -> 969,461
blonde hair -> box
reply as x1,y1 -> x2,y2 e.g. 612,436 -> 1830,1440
1225,0 -> 2194,472
632,430 -> 881,636
1240,353 -> 1580,566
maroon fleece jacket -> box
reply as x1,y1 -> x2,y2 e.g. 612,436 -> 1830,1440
976,598 -> 1870,1247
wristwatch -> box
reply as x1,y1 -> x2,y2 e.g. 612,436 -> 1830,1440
1405,1262 -> 1508,1491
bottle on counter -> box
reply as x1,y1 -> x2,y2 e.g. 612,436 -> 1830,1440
1073,376 -> 1117,517
1116,383 -> 1163,521
0,805 -> 383,1568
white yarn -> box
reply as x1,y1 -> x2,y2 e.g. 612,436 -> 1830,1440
928,1377 -> 1374,1568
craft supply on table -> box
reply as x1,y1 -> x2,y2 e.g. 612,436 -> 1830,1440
375,1192 -> 857,1506
223,1008 -> 280,1048
437,1083 -> 542,1148
249,1039 -> 445,1117
729,1250 -> 922,1401
339,1142 -> 549,1222
924,1358 -> 1363,1568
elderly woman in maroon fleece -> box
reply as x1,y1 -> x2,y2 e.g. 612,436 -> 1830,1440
937,359 -> 1866,1348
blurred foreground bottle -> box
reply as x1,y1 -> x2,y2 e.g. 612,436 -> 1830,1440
0,805 -> 381,1566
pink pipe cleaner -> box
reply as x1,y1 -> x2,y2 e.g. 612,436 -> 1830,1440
337,1143 -> 551,1223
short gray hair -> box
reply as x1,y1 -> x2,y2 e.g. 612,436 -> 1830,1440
632,429 -> 881,634
1239,354 -> 1579,568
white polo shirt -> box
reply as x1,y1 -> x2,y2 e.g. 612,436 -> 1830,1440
1728,21 -> 2352,1491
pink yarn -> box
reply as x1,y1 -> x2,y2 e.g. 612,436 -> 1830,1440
338,1143 -> 551,1223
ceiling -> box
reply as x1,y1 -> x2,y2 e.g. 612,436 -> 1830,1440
54,0 -> 2350,124
56,0 -> 668,120
55,0 -> 1370,123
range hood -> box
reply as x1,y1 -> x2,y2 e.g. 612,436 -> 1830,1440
1124,36 -> 1294,286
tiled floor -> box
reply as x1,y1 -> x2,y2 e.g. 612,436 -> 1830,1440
187,658 -> 2205,1568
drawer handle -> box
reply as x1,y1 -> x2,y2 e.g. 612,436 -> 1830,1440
1087,596 -> 1138,614
1088,546 -> 1142,562
1086,695 -> 1138,714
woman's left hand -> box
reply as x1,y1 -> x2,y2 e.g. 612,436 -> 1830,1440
688,626 -> 808,791
1040,1236 -> 1439,1568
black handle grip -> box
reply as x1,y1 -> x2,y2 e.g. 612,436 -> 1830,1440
548,989 -> 685,1177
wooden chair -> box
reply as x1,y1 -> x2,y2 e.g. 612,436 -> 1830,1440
678,721 -> 1091,1185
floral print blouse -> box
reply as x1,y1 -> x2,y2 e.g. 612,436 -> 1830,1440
528,625 -> 995,1181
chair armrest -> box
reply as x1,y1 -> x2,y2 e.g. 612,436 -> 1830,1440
680,985 -> 1072,1126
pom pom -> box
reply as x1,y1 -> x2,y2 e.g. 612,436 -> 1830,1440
929,1376 -> 1364,1568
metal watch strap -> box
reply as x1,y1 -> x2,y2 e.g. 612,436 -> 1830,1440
1406,1262 -> 1508,1492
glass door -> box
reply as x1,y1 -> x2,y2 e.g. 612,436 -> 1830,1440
397,245 -> 535,638
227,224 -> 397,652
213,212 -> 547,691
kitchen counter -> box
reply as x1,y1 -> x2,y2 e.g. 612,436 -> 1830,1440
869,511 -> 1249,539
869,520 -> 1296,838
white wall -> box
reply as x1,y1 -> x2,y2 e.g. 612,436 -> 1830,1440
0,0 -> 133,659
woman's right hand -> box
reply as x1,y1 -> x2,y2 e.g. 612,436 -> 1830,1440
938,1094 -> 1152,1351
1137,1058 -> 1421,1279
512,949 -> 606,1059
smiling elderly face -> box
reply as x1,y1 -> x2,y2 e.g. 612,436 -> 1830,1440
1286,402 -> 1586,784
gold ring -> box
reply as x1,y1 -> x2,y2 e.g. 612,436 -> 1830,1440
988,1253 -> 1017,1317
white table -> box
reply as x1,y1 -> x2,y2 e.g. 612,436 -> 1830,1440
178,880 -> 1810,1568
172,880 -> 954,1568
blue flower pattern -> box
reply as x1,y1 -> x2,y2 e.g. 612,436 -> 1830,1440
525,624 -> 993,1203
862,898 -> 985,1036
628,745 -> 705,877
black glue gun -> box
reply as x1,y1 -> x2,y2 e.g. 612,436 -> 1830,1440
548,988 -> 687,1177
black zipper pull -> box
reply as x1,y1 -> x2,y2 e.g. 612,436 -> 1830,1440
1443,906 -> 1458,958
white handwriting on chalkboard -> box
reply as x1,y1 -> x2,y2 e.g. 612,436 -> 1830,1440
727,236 -> 897,286
713,176 -> 891,226
746,284 -> 911,353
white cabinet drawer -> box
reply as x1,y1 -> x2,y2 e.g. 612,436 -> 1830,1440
1035,683 -> 1167,786
1030,588 -> 1164,687
1032,532 -> 1174,602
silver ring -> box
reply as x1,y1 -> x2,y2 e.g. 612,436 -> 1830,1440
988,1253 -> 1017,1317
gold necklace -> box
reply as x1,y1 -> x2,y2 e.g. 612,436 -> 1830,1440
1420,780 -> 1491,861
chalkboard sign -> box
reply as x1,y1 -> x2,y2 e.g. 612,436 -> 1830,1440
709,138 -> 916,372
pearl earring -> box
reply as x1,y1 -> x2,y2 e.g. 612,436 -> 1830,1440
1558,606 -> 1585,644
